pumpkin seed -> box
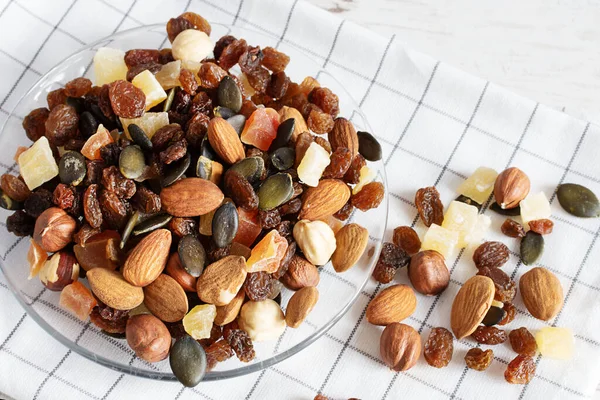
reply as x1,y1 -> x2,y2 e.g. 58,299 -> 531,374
269,118 -> 295,151
0,188 -> 22,210
178,235 -> 206,277
217,76 -> 242,113
212,202 -> 239,248
79,111 -> 98,137
482,306 -> 505,326
214,106 -> 235,119
132,213 -> 173,236
258,173 -> 294,210
270,147 -> 295,171
163,87 -> 175,112
357,131 -> 382,161
227,114 -> 246,135
490,202 -> 521,216
59,151 -> 87,186
128,124 -> 152,151
230,156 -> 264,183
119,145 -> 146,180
162,152 -> 191,187
556,183 -> 600,218
196,155 -> 213,180
200,135 -> 219,161
455,195 -> 482,211
170,336 -> 207,387
520,231 -> 544,266
120,211 -> 141,249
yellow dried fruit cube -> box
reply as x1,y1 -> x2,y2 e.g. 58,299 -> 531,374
155,60 -> 181,90
297,142 -> 330,187
18,137 -> 59,190
520,192 -> 551,225
183,304 -> 217,340
464,214 -> 491,245
457,166 -> 498,204
93,47 -> 127,86
131,69 -> 167,110
421,224 -> 459,260
121,112 -> 170,139
441,200 -> 480,248
535,327 -> 574,360
352,166 -> 377,195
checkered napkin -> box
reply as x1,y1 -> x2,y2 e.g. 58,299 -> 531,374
1,0 -> 600,399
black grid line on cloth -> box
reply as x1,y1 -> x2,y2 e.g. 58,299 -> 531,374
0,0 -> 79,109
317,61 -> 440,396
97,0 -> 144,26
0,0 -> 13,19
232,0 -> 245,25
314,19 -> 345,81
12,1 -> 85,46
275,0 -> 299,49
0,48 -> 43,76
359,34 -> 396,107
0,312 -> 26,351
99,354 -> 136,400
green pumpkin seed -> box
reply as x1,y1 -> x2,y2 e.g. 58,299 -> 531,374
490,202 -> 521,216
269,118 -> 295,151
163,87 -> 176,112
0,188 -> 22,210
230,156 -> 265,183
178,235 -> 206,277
556,183 -> 600,218
270,147 -> 295,171
218,76 -> 242,113
132,213 -> 173,236
520,231 -> 544,266
212,202 -> 239,248
482,306 -> 505,326
455,195 -> 482,211
200,136 -> 218,161
357,131 -> 382,161
170,336 -> 207,387
119,145 -> 146,180
227,114 -> 246,135
196,156 -> 213,180
120,211 -> 141,249
258,173 -> 294,211
128,124 -> 153,151
59,151 -> 87,186
162,152 -> 191,187
214,106 -> 235,119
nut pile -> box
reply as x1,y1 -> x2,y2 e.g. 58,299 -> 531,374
4,11 -> 385,387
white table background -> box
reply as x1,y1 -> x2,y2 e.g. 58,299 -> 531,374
308,0 -> 600,125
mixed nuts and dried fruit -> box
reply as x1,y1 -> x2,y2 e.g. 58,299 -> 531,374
5,11 -> 385,387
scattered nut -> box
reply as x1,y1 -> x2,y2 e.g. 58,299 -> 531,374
408,250 -> 449,296
239,299 -> 286,342
494,167 -> 530,209
519,267 -> 563,320
380,323 -> 421,371
38,251 -> 79,291
293,219 -> 336,265
126,314 -> 172,363
33,207 -> 77,252
366,284 -> 416,326
285,286 -> 319,328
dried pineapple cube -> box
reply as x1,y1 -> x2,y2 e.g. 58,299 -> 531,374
535,327 -> 574,360
183,304 -> 217,340
121,112 -> 170,139
520,192 -> 551,225
441,200 -> 479,248
457,166 -> 498,204
18,137 -> 59,190
353,166 -> 376,195
155,60 -> 181,90
421,223 -> 459,260
297,142 -> 330,187
93,47 -> 127,86
464,214 -> 491,245
131,69 -> 167,110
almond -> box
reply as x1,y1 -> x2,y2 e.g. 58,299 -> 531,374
160,178 -> 225,217
143,274 -> 188,323
328,117 -> 359,157
450,275 -> 495,339
122,229 -> 171,287
285,286 -> 319,328
280,254 -> 320,290
196,255 -> 247,306
208,117 -> 245,164
87,268 -> 144,310
214,288 -> 245,326
494,167 -> 530,209
519,267 -> 563,320
278,106 -> 308,142
366,284 -> 417,326
299,179 -> 350,221
331,223 -> 369,272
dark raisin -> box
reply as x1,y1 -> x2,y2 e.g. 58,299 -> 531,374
159,139 -> 187,164
509,327 -> 537,357
498,302 -> 516,326
198,62 -> 228,89
64,77 -> 92,97
392,226 -> 421,255
505,355 -> 535,384
261,47 -> 290,73
278,198 -> 302,216
465,348 -> 493,371
90,306 -> 128,334
267,71 -> 290,99
179,68 -> 198,95
24,188 -> 53,218
6,210 -> 35,236
165,321 -> 187,340
22,107 -> 50,141
308,87 -> 339,117
226,329 -> 256,362
85,160 -> 105,186
424,327 -> 454,368
168,217 -> 197,238
158,48 -> 174,64
273,241 -> 296,279
471,325 -> 507,345
197,324 -> 223,348
99,189 -> 128,229
323,147 -> 352,179
124,49 -> 160,68
207,244 -> 231,263
83,184 -> 103,228
102,166 -> 136,199
205,339 -> 234,370
152,123 -> 184,151
126,62 -> 162,82
213,35 -> 236,60
415,186 -> 444,227
275,220 -> 293,240
244,271 -> 272,301
130,186 -> 161,214
97,84 -> 114,119
1,174 -> 31,202
333,201 -> 353,221
239,99 -> 258,119
477,267 -> 517,303
372,260 -> 397,284
52,183 -> 75,210
189,91 -> 213,116
45,104 -> 79,146
307,109 -> 334,134
99,142 -> 121,166
380,242 -> 410,268
224,170 -> 259,211
351,182 -> 385,212
186,112 -> 210,148
246,67 -> 271,93
258,209 -> 281,229
343,154 -> 366,184
473,241 -> 510,269
108,80 -> 145,118
64,138 -> 86,151
501,218 -> 526,238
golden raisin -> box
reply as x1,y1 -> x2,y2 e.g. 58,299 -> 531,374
501,218 -> 526,238
471,325 -> 507,345
473,241 -> 510,269
509,327 -> 537,356
392,226 -> 421,255
465,348 -> 493,371
415,186 -> 444,227
351,182 -> 384,212
528,219 -> 554,235
424,327 -> 453,368
505,354 -> 536,384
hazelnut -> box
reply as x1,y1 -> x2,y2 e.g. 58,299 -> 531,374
494,167 -> 530,209
408,250 -> 450,296
380,323 -> 421,371
126,314 -> 171,363
39,251 -> 79,291
238,299 -> 286,342
292,219 -> 336,265
33,207 -> 76,252
172,29 -> 214,63
280,254 -> 320,290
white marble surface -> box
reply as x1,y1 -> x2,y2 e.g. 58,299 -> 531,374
308,0 -> 600,125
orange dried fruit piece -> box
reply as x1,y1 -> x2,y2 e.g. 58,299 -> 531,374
246,230 -> 288,273
73,230 -> 121,271
240,108 -> 280,151
59,281 -> 98,321
233,208 -> 262,247
81,124 -> 114,160
27,239 -> 48,279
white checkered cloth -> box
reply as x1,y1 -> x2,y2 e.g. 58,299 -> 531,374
1,0 -> 600,399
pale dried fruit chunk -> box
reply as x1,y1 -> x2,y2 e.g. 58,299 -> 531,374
27,239 -> 48,279
17,137 -> 59,190
93,47 -> 127,86
155,60 -> 182,89
457,167 -> 498,204
520,192 -> 551,225
441,200 -> 479,248
183,304 -> 217,340
535,327 -> 574,360
297,142 -> 330,187
59,281 -> 97,320
465,214 -> 491,245
131,69 -> 167,110
121,112 -> 170,139
172,29 -> 214,63
352,166 -> 376,195
421,224 -> 459,260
